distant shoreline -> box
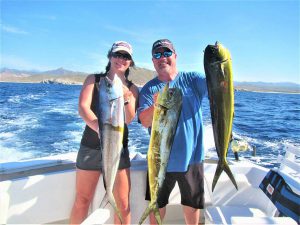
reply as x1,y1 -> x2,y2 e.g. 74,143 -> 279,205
0,80 -> 82,85
235,89 -> 300,95
1,81 -> 299,94
1,67 -> 299,93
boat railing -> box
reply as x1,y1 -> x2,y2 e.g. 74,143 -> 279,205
0,157 -> 75,182
276,143 -> 300,193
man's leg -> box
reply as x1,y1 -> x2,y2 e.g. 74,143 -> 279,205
149,207 -> 166,225
145,172 -> 175,225
183,205 -> 200,225
178,163 -> 205,225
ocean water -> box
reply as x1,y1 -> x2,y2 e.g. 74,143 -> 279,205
0,82 -> 299,168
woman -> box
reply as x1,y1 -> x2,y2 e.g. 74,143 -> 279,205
70,41 -> 139,225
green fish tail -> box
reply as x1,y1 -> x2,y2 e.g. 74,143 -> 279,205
138,203 -> 162,225
212,161 -> 238,192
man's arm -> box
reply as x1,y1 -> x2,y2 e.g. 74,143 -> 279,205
138,93 -> 158,128
139,105 -> 155,128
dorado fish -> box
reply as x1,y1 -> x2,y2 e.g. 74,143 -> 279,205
98,74 -> 124,222
204,42 -> 238,192
139,84 -> 182,225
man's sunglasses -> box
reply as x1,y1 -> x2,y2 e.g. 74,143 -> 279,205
111,52 -> 132,61
153,51 -> 173,59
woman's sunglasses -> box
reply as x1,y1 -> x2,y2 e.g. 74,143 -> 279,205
111,52 -> 132,61
153,51 -> 173,59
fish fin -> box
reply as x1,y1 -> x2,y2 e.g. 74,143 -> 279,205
108,192 -> 123,224
153,204 -> 162,225
99,193 -> 108,208
100,192 -> 123,223
138,202 -> 162,225
138,203 -> 152,225
220,64 -> 226,79
223,162 -> 238,190
230,133 -> 233,142
212,160 -> 238,192
212,161 -> 223,192
227,133 -> 234,157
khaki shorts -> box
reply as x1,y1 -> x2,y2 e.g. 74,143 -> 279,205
76,144 -> 130,171
145,163 -> 205,209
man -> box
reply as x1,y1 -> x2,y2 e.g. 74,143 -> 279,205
138,39 -> 207,225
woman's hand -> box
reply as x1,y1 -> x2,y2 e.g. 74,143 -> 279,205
123,84 -> 139,124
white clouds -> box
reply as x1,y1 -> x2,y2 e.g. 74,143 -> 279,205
1,24 -> 29,35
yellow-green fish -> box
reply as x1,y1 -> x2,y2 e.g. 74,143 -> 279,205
139,83 -> 182,225
204,42 -> 238,192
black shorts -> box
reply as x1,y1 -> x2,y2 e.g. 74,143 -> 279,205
76,144 -> 130,171
145,163 -> 204,209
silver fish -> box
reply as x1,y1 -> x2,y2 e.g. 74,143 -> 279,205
98,75 -> 124,222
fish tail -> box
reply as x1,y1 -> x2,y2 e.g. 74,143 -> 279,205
99,193 -> 108,208
212,160 -> 238,192
138,202 -> 162,225
108,192 -> 123,223
99,192 -> 123,223
223,161 -> 238,190
153,205 -> 162,225
212,161 -> 223,192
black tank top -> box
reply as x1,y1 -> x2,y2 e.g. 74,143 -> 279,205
80,73 -> 133,149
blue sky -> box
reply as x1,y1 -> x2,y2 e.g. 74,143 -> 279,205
1,0 -> 299,83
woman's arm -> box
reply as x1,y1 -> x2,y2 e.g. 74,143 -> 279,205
78,75 -> 99,133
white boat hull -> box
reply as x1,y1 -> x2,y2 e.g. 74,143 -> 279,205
0,149 -> 298,225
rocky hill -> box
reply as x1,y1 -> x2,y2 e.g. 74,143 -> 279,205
0,67 -> 156,86
1,67 -> 299,93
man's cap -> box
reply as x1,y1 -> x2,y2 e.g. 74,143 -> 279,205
152,39 -> 175,54
111,41 -> 133,56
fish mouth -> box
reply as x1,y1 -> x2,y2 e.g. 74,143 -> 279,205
155,103 -> 169,110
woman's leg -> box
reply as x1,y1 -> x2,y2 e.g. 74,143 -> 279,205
69,169 -> 101,224
113,168 -> 131,225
